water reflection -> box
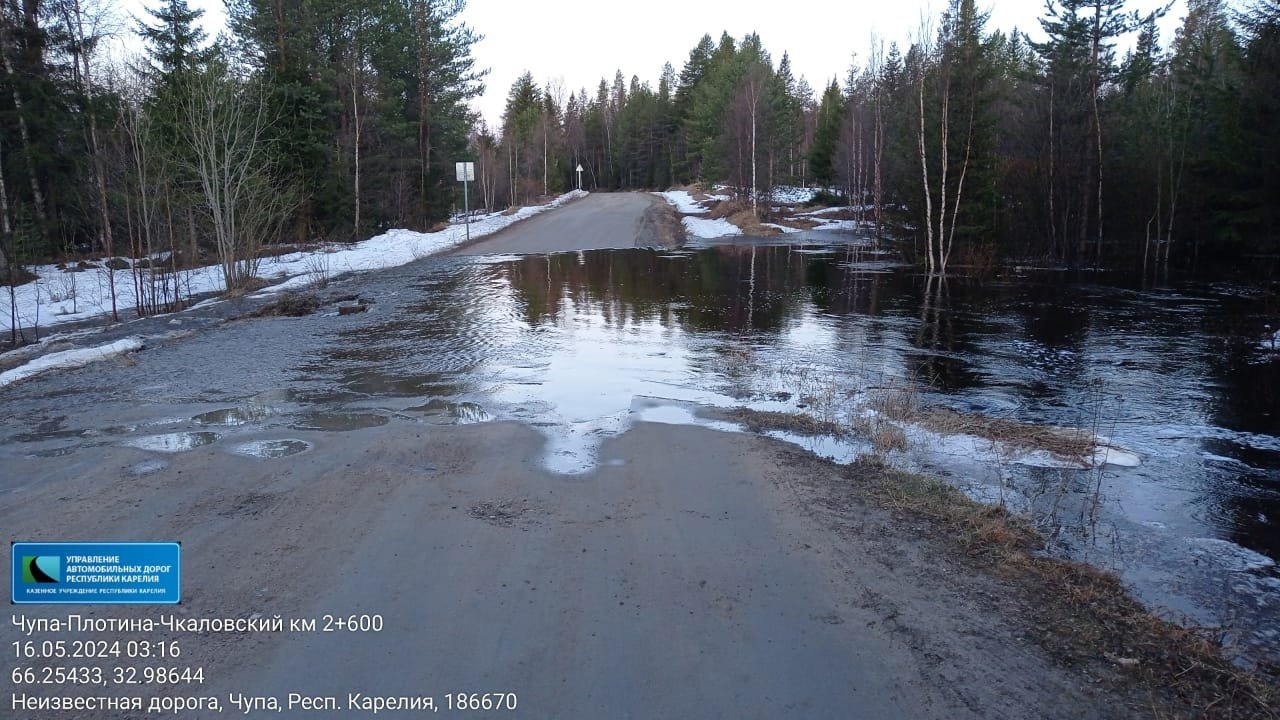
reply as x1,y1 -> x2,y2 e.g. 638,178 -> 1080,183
301,242 -> 1279,661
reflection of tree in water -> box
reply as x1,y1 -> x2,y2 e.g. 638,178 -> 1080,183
1216,474 -> 1280,562
1206,334 -> 1280,441
500,246 -> 839,334
1022,284 -> 1090,364
1200,345 -> 1280,562
903,274 -> 989,392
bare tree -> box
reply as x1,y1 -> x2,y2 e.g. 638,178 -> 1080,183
57,0 -> 119,319
117,64 -> 186,316
915,18 -> 937,274
350,8 -> 365,238
916,2 -> 983,276
743,63 -> 768,215
870,35 -> 886,242
176,66 -> 296,290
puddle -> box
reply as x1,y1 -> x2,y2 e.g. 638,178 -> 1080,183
11,427 -> 86,443
126,458 -> 168,476
404,399 -> 492,424
289,412 -> 389,432
230,439 -> 312,459
125,431 -> 220,453
194,405 -> 279,427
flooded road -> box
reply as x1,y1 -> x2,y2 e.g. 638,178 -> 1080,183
280,241 -> 1280,658
2,205 -> 1278,688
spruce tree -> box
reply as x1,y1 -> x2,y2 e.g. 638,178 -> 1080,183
810,80 -> 843,189
137,0 -> 209,85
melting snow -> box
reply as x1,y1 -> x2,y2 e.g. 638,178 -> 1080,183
1,191 -> 589,333
682,217 -> 743,239
0,337 -> 144,388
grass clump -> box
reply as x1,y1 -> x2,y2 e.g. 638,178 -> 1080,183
919,408 -> 1098,465
728,408 -> 847,438
251,292 -> 321,317
844,456 -> 1279,719
223,275 -> 272,298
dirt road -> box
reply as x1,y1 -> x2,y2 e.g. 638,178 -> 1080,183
1,420 -> 1122,719
452,192 -> 674,255
0,195 -> 1150,718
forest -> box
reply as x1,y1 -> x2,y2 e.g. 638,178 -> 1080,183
1,0 -> 1278,294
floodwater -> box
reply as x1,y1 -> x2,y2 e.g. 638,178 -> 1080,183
3,233 -> 1277,665
297,240 -> 1280,664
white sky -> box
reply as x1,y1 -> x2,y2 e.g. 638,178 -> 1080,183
128,0 -> 1186,126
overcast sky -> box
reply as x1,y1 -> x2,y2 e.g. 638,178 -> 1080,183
131,0 -> 1186,126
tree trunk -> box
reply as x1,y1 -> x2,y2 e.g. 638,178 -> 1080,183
351,35 -> 361,238
66,0 -> 117,320
936,61 -> 951,275
1,140 -> 18,344
944,105 -> 975,275
1092,60 -> 1104,265
750,83 -> 758,216
273,0 -> 287,71
0,24 -> 48,228
0,140 -> 11,263
1047,74 -> 1059,260
1091,1 -> 1105,266
874,69 -> 884,241
917,60 -> 935,275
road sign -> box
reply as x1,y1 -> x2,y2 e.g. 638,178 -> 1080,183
575,164 -> 584,191
455,161 -> 474,242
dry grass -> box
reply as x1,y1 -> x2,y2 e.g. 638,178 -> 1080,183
222,275 -> 272,298
869,379 -> 921,422
255,244 -> 304,259
735,399 -> 1279,715
670,182 -> 713,203
919,408 -> 1097,465
501,206 -> 522,217
727,408 -> 848,438
303,252 -> 331,290
727,208 -> 782,236
870,422 -> 908,453
1,268 -> 37,287
771,216 -> 822,231
866,377 -> 1108,467
845,456 -> 1280,719
655,209 -> 686,247
250,292 -> 321,317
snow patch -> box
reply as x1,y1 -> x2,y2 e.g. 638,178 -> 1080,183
761,223 -> 806,234
653,190 -> 708,215
682,216 -> 743,239
1,191 -> 589,333
0,337 -> 144,388
771,186 -> 818,204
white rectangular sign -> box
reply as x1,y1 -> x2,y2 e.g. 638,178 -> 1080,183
455,162 -> 475,182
